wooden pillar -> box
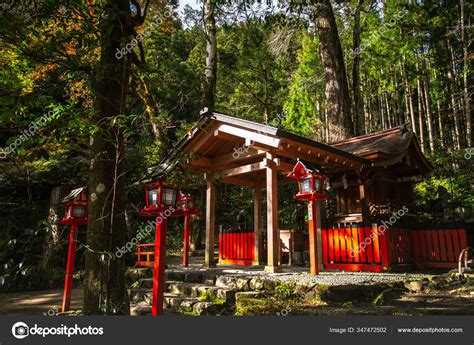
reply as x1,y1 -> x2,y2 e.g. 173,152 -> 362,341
359,179 -> 370,223
264,153 -> 280,273
205,175 -> 216,268
182,211 -> 190,267
61,223 -> 78,312
253,186 -> 263,265
315,199 -> 324,272
151,218 -> 167,316
307,201 -> 319,275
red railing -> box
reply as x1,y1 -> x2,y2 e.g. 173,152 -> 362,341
136,243 -> 154,267
219,229 -> 255,266
411,228 -> 468,269
322,224 -> 469,272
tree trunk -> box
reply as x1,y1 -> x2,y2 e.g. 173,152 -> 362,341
203,0 -> 217,112
352,0 -> 365,135
423,71 -> 435,154
447,39 -> 462,149
416,62 -> 425,152
136,77 -> 168,146
84,0 -> 133,315
460,0 -> 471,146
312,0 -> 354,140
402,58 -> 416,133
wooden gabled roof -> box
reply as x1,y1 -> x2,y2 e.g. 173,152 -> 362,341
331,124 -> 433,174
146,111 -> 370,186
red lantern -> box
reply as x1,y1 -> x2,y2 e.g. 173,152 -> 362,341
59,187 -> 88,313
288,160 -> 329,276
60,187 -> 88,226
138,179 -> 178,316
287,160 -> 328,201
141,179 -> 178,215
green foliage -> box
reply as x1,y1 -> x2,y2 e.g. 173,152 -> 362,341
275,282 -> 297,300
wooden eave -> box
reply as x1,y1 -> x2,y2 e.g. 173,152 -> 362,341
146,111 -> 370,184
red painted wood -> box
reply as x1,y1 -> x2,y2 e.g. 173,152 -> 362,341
358,227 -> 366,263
412,230 -> 421,265
61,224 -> 78,313
426,229 -> 434,261
308,200 -> 319,275
372,225 -> 381,263
218,233 -> 223,261
345,227 -> 353,263
444,230 -> 454,262
324,263 -> 384,272
182,212 -> 190,267
364,227 -> 374,263
152,219 -> 167,316
352,225 -> 360,263
328,228 -> 334,263
379,227 -> 390,269
321,228 -> 329,265
438,230 -> 447,261
430,230 -> 440,261
452,229 -> 461,260
332,228 -> 340,262
340,227 -> 347,262
458,228 -> 468,249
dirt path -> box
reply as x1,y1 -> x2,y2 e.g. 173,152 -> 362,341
0,288 -> 83,315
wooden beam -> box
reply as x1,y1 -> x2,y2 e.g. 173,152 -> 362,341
221,176 -> 258,188
220,160 -> 266,177
265,153 -> 281,273
210,148 -> 266,167
204,175 -> 216,268
217,124 -> 280,148
253,185 -> 263,265
189,123 -> 219,154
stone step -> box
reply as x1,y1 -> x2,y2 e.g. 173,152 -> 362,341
166,281 -> 235,301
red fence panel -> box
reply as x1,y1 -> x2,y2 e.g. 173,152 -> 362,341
219,229 -> 255,266
411,228 -> 468,269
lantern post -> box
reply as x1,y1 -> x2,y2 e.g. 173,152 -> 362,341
287,160 -> 328,276
59,187 -> 88,312
138,179 -> 178,316
177,193 -> 199,267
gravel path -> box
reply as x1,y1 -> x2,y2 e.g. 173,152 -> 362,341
167,256 -> 433,286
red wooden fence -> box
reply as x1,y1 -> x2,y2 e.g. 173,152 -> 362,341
321,224 -> 469,272
411,228 -> 468,269
136,243 -> 154,267
219,229 -> 254,266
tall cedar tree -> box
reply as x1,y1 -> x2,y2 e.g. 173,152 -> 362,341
311,0 -> 355,139
85,0 -> 149,314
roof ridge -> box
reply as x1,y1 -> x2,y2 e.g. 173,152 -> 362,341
331,124 -> 409,147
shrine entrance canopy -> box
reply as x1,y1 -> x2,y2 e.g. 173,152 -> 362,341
146,111 -> 370,271
148,111 -> 369,185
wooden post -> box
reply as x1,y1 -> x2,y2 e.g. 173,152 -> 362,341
264,153 -> 280,273
182,211 -> 190,267
152,217 -> 168,316
308,200 -> 319,275
253,186 -> 263,265
359,180 -> 370,223
315,199 -> 324,272
61,223 -> 78,312
205,175 -> 216,268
